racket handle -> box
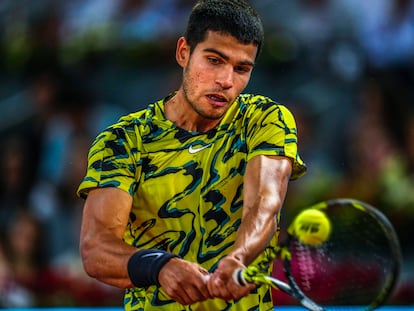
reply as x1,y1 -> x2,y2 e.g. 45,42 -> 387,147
233,269 -> 248,286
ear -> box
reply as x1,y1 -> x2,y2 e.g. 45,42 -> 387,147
176,37 -> 190,68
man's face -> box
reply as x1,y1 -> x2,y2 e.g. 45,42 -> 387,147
177,31 -> 257,121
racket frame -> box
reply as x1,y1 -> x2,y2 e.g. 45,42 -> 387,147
233,198 -> 402,311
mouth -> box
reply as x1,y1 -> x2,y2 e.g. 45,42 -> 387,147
206,93 -> 228,105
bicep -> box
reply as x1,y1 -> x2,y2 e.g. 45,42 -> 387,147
80,187 -> 137,287
81,187 -> 132,241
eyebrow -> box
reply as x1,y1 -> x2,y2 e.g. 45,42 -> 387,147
203,48 -> 255,67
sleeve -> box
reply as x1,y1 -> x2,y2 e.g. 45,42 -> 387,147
246,100 -> 307,180
76,125 -> 139,199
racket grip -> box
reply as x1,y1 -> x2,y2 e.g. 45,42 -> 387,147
233,269 -> 248,286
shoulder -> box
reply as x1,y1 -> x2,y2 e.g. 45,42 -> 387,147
106,100 -> 164,133
92,100 -> 164,147
238,93 -> 273,106
238,93 -> 286,112
117,101 -> 160,127
238,93 -> 295,120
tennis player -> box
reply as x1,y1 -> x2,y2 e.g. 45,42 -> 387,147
77,0 -> 306,310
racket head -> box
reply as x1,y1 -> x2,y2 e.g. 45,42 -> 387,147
278,198 -> 402,310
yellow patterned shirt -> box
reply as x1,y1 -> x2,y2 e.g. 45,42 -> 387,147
77,93 -> 306,311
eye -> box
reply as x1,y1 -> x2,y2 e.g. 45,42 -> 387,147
207,57 -> 221,65
235,65 -> 251,74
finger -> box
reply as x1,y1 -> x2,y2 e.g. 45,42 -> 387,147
198,268 -> 213,299
208,272 -> 256,301
200,273 -> 214,300
207,274 -> 222,297
231,281 -> 256,300
168,287 -> 193,306
173,272 -> 212,304
208,275 -> 234,300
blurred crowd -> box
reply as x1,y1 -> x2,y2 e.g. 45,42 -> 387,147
0,0 -> 414,307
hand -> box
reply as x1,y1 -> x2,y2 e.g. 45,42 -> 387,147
158,257 -> 212,305
207,256 -> 256,301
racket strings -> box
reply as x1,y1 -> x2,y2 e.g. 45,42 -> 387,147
287,202 -> 399,309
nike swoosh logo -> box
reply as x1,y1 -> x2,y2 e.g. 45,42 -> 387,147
188,144 -> 212,154
141,252 -> 164,259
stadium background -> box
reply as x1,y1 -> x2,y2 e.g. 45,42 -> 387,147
0,0 -> 413,308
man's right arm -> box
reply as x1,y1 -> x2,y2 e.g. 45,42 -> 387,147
79,187 -> 212,305
80,187 -> 137,288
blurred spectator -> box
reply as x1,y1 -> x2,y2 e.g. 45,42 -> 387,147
342,0 -> 414,69
27,71 -> 93,261
116,0 -> 181,41
0,208 -> 123,307
0,236 -> 14,307
334,77 -> 399,201
255,0 -> 364,81
0,137 -> 32,228
28,69 -> 126,265
1,209 -> 60,307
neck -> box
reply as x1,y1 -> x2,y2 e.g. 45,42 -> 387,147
164,92 -> 221,133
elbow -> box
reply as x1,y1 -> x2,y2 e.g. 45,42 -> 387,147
79,238 -> 100,279
79,239 -> 131,289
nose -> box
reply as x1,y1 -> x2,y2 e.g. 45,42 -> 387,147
216,65 -> 233,89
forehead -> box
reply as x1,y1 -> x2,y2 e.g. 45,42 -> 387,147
194,31 -> 258,62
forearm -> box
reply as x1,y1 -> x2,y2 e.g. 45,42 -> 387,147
228,194 -> 280,265
229,155 -> 292,265
205,156 -> 292,301
80,230 -> 137,288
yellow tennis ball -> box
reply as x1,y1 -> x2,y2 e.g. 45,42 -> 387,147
292,209 -> 331,246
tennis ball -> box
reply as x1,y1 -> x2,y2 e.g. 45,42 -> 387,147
291,209 -> 331,246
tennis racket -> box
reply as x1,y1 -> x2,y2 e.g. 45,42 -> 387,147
233,198 -> 402,311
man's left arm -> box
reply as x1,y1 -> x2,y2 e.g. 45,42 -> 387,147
207,154 -> 292,301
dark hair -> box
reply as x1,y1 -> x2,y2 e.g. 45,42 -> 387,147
184,0 -> 264,58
